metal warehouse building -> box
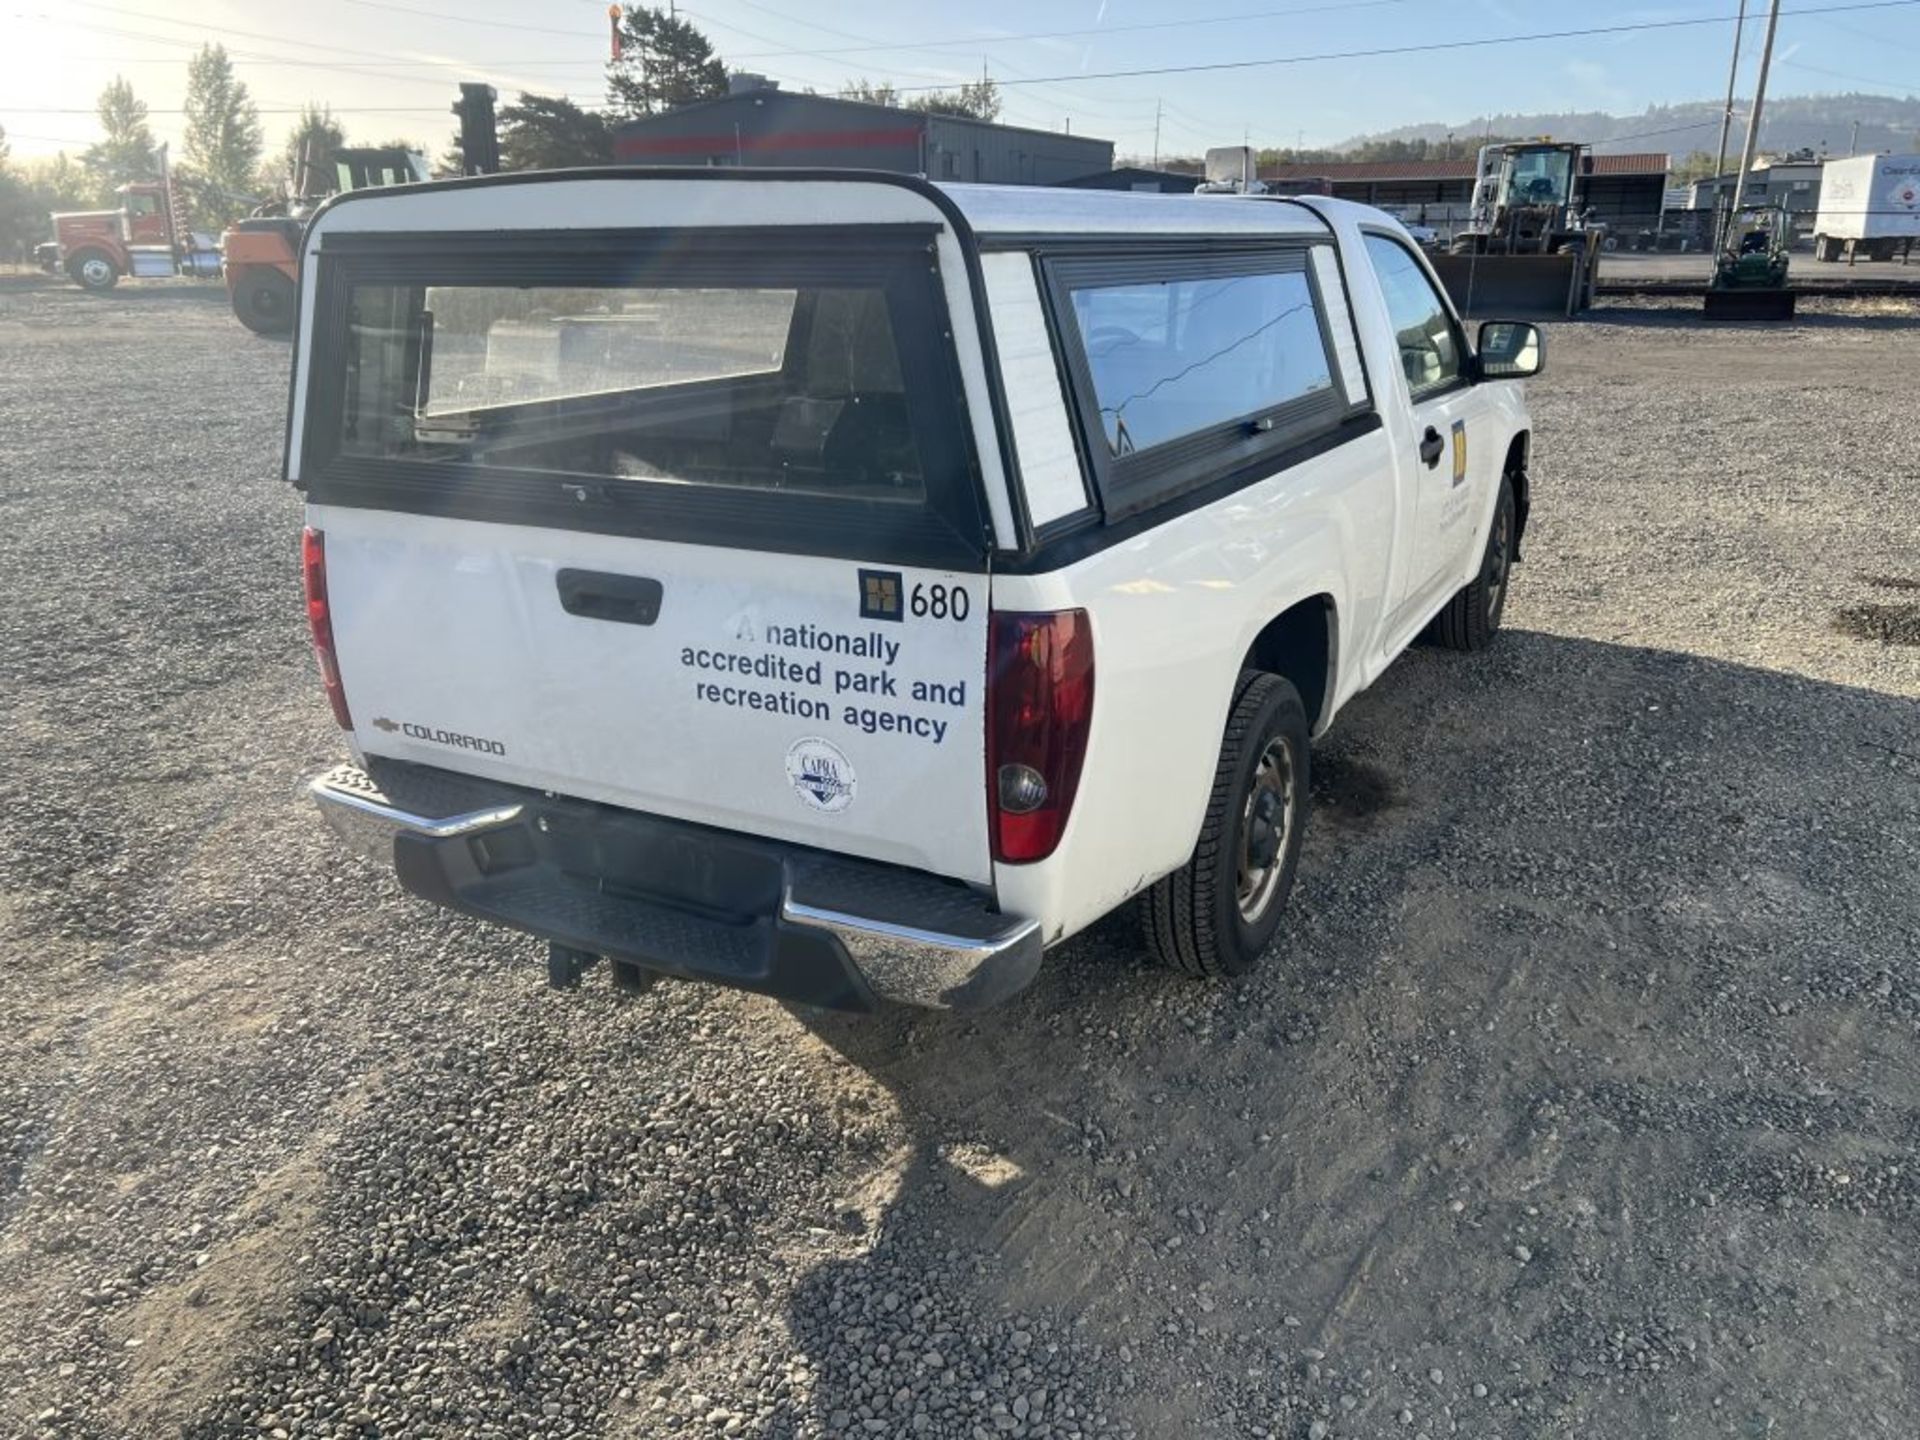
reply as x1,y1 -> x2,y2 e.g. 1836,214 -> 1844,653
1261,152 -> 1672,234
612,82 -> 1114,185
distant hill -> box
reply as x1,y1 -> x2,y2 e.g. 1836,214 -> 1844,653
1336,93 -> 1920,159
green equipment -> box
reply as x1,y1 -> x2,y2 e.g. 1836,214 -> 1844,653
1705,205 -> 1795,319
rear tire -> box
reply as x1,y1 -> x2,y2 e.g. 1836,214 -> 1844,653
68,251 -> 119,292
232,269 -> 296,335
1144,671 -> 1311,979
1431,474 -> 1516,652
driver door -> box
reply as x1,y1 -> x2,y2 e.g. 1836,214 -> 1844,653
1363,232 -> 1496,629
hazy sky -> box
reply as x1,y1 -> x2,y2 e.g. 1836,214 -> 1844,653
5,0 -> 1918,164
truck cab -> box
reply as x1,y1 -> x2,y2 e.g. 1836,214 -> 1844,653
40,182 -> 171,290
290,171 -> 1540,1010
1456,141 -> 1591,255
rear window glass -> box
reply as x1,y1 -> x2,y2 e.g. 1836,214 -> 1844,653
334,280 -> 926,501
1068,267 -> 1333,457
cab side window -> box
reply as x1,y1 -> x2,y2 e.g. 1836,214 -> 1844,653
1362,234 -> 1461,400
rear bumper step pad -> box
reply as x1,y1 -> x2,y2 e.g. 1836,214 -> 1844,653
309,760 -> 1040,1011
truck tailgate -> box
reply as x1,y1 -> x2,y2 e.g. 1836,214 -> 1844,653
315,505 -> 993,885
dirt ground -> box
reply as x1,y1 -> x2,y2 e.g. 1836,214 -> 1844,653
1,284 -> 1916,1440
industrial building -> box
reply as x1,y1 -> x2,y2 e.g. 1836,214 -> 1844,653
611,80 -> 1113,185
1055,166 -> 1202,194
1685,153 -> 1826,219
1260,152 -> 1671,237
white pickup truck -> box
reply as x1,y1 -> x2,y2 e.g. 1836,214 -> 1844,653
293,170 -> 1541,1011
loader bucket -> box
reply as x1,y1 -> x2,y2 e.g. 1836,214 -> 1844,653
1702,287 -> 1796,321
1430,253 -> 1586,318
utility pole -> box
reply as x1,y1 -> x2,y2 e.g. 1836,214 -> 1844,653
1848,118 -> 1860,156
1726,0 -> 1781,226
1713,0 -> 1748,185
1152,99 -> 1162,168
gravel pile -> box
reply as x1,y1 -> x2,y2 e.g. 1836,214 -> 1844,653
1,284 -> 1916,1439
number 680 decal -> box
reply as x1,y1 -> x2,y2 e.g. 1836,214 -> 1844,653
910,582 -> 970,621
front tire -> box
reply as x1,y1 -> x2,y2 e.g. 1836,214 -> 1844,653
232,269 -> 297,335
1432,474 -> 1515,652
68,251 -> 119,292
1145,671 -> 1311,979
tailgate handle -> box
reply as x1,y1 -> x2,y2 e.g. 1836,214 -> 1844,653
555,569 -> 663,627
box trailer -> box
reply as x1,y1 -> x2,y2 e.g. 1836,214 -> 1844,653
1812,154 -> 1920,263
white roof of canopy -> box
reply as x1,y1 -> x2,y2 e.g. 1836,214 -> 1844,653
936,182 -> 1330,238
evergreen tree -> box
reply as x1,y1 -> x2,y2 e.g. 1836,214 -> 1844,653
839,80 -> 902,108
909,79 -> 1001,123
607,6 -> 727,118
284,104 -> 348,195
841,77 -> 1002,122
0,151 -> 98,259
498,95 -> 613,170
82,77 -> 159,199
182,45 -> 263,222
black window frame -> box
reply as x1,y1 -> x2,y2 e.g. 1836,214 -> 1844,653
295,225 -> 992,571
1040,243 -> 1364,521
1358,227 -> 1473,405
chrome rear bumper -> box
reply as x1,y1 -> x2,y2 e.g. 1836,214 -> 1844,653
309,762 -> 1040,1011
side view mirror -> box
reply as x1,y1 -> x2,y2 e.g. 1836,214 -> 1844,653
1477,320 -> 1544,380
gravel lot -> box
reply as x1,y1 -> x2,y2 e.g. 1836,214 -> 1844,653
2,281 -> 1916,1440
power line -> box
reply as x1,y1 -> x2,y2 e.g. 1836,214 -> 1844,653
678,3 -> 1138,138
335,0 -> 600,37
1778,56 -> 1920,88
889,0 -> 1920,91
36,16 -> 494,97
710,0 -> 1422,61
65,0 -> 452,63
14,105 -> 458,115
32,9 -> 603,103
58,0 -> 623,96
77,56 -> 612,68
682,1 -> 1236,143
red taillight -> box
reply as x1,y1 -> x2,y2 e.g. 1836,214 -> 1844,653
301,527 -> 352,730
987,609 -> 1095,864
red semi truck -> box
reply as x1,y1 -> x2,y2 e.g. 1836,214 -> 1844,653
35,160 -> 219,292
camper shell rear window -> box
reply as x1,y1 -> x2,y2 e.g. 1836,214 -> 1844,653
297,227 -> 988,568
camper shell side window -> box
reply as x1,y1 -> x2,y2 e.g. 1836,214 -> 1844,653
1040,242 -> 1373,521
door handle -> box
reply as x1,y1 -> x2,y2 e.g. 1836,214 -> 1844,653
1418,426 -> 1446,469
555,568 -> 663,626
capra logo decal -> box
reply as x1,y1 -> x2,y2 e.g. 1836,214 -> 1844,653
858,568 -> 904,622
785,737 -> 856,813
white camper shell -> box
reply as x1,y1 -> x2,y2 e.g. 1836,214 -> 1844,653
292,170 -> 1540,1010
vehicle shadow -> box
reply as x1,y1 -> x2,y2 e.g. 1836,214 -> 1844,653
0,282 -> 232,316
764,629 -> 1919,1438
1580,301 -> 1920,332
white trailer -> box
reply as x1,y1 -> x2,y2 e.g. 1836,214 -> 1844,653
1812,154 -> 1920,263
